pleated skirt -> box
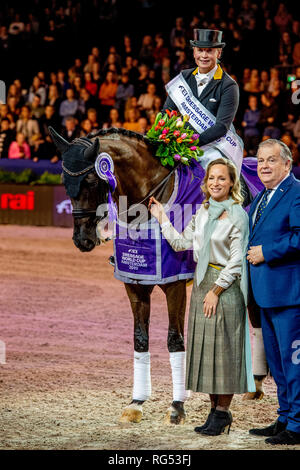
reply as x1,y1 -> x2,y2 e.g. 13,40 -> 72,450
186,265 -> 248,394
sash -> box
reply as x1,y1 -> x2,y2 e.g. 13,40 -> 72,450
165,72 -> 244,173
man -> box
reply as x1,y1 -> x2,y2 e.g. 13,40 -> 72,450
162,29 -> 240,166
247,139 -> 300,445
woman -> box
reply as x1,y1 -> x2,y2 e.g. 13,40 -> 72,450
8,132 -> 31,159
98,71 -> 118,121
149,158 -> 255,436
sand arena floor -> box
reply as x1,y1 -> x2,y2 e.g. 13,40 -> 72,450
0,224 -> 298,451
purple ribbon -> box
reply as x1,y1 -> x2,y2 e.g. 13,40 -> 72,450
95,153 -> 118,222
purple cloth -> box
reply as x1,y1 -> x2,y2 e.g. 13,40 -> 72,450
114,161 -> 205,284
113,158 -> 262,284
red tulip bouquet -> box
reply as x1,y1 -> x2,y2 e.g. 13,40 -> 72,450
146,109 -> 203,167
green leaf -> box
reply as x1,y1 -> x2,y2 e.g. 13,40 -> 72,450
167,156 -> 174,167
154,112 -> 162,127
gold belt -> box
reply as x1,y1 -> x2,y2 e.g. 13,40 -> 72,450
208,263 -> 222,271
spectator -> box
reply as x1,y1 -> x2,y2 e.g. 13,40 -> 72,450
170,17 -> 186,53
293,41 -> 300,65
258,93 -> 281,140
71,75 -> 83,98
83,54 -> 96,74
46,84 -> 62,114
30,94 -> 45,120
68,58 -> 83,80
122,56 -> 136,83
153,33 -> 169,70
84,72 -> 98,97
293,116 -> 300,145
173,50 -> 191,74
78,89 -> 98,116
280,132 -> 300,167
7,96 -> 20,122
282,114 -> 297,135
279,31 -> 293,65
27,76 -> 46,106
123,108 -> 140,132
274,3 -> 293,34
115,71 -> 135,119
16,105 -> 39,146
80,119 -> 93,137
0,118 -> 15,158
135,63 -> 150,96
260,70 -> 270,92
8,132 -> 31,159
121,34 -> 135,60
61,116 -> 80,142
242,95 -> 261,155
38,105 -> 60,139
98,71 -> 118,121
139,35 -> 154,68
34,104 -> 60,163
137,116 -> 149,134
86,108 -> 100,131
59,88 -> 79,125
57,70 -> 70,97
124,96 -> 140,122
102,108 -> 122,129
137,83 -> 158,114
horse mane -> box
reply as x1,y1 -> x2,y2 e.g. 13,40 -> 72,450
89,127 -> 150,144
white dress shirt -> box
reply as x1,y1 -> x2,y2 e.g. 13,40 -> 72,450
195,65 -> 218,97
252,173 -> 290,224
161,205 -> 242,289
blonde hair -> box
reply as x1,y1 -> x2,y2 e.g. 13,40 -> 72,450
201,157 -> 243,207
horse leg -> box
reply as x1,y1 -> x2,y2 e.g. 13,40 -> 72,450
120,283 -> 154,423
160,280 -> 188,425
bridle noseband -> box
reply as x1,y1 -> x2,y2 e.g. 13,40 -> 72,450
62,162 -> 106,220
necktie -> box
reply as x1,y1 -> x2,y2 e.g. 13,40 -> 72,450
253,189 -> 272,228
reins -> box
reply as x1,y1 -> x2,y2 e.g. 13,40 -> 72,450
67,163 -> 178,220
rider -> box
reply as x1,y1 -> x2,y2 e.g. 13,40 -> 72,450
162,28 -> 239,168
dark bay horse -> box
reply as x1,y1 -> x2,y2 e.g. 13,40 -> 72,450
49,127 -> 194,424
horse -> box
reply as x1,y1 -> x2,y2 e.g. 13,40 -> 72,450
49,126 -> 255,424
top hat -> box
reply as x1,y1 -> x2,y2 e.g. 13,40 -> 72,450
190,29 -> 225,48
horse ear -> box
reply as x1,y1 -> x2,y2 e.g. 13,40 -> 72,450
48,127 -> 70,154
84,137 -> 100,162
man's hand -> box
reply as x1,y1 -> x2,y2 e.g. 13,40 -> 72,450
247,245 -> 265,265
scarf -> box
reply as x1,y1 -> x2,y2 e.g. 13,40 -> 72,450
195,196 -> 249,306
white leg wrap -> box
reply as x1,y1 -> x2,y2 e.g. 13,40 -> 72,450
252,328 -> 268,376
132,351 -> 151,401
170,351 -> 189,402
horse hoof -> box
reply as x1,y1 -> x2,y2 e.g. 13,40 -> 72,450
242,390 -> 264,400
120,403 -> 143,423
164,404 -> 186,425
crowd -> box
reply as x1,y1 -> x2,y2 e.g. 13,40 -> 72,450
0,0 -> 300,167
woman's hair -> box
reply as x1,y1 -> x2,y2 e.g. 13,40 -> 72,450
201,157 -> 243,207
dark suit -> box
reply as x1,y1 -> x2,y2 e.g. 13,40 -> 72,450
162,65 -> 239,146
248,173 -> 300,433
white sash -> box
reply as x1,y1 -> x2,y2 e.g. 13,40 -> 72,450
165,72 -> 243,173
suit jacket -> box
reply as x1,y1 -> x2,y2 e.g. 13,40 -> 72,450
248,173 -> 300,309
162,64 -> 239,147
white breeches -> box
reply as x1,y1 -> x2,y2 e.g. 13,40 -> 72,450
252,327 -> 268,376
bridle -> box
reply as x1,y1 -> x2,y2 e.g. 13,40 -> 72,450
62,161 -> 178,220
62,162 -> 106,219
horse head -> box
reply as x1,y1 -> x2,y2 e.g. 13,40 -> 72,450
49,127 -> 109,252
